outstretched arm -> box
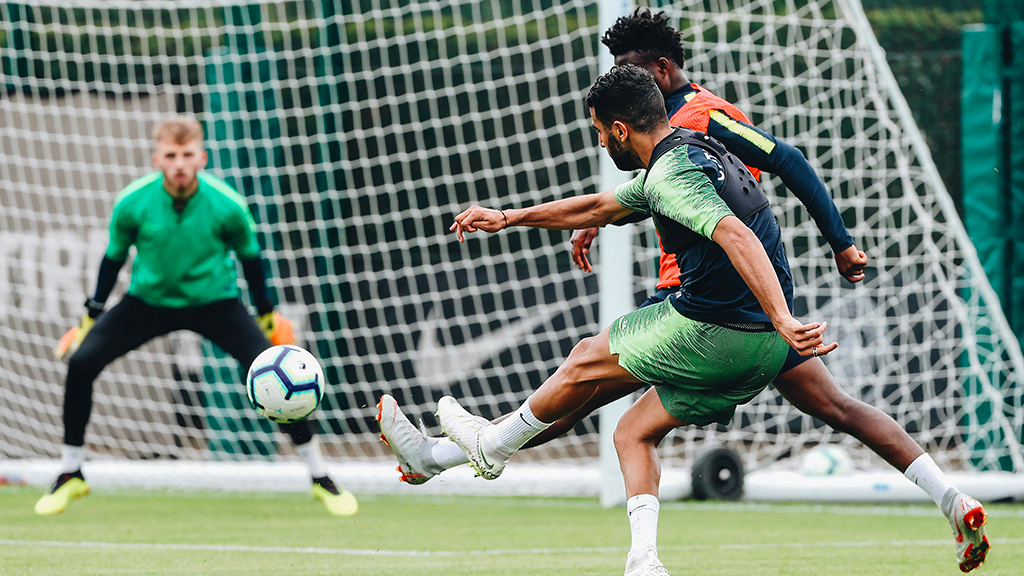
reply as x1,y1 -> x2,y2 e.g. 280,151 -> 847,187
450,191 -> 633,243
711,215 -> 838,357
706,110 -> 867,283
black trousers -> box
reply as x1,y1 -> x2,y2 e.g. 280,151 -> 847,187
63,295 -> 314,448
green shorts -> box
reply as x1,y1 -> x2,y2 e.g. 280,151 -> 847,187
608,300 -> 789,426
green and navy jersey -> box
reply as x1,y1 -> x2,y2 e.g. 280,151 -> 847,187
614,136 -> 794,325
665,83 -> 854,255
105,172 -> 261,308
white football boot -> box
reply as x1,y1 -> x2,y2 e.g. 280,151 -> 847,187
942,490 -> 990,573
375,394 -> 439,485
623,546 -> 670,576
436,396 -> 506,480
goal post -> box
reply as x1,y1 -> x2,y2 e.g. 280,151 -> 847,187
1,0 -> 1022,499
596,0 -> 634,509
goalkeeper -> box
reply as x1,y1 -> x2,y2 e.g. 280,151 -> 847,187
37,116 -> 357,517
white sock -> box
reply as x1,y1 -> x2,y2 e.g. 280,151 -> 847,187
626,494 -> 660,556
295,436 -> 328,478
904,453 -> 956,508
481,397 -> 551,460
60,445 -> 85,474
430,437 -> 470,470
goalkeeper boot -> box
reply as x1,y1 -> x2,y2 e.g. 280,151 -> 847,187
311,476 -> 358,517
34,471 -> 89,515
942,490 -> 990,573
437,396 -> 506,480
624,546 -> 670,576
376,394 -> 440,485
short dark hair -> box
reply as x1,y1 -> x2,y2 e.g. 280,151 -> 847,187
585,65 -> 667,134
601,8 -> 685,69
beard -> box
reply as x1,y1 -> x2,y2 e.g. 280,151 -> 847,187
607,137 -> 643,171
168,172 -> 197,195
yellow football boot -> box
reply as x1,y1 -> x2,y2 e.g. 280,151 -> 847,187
311,476 -> 358,517
35,472 -> 90,515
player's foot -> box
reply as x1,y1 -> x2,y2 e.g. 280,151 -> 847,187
376,394 -> 439,485
942,490 -> 990,573
436,396 -> 506,480
34,470 -> 89,515
624,546 -> 670,576
311,476 -> 358,517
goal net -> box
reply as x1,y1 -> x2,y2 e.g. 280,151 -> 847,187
1,0 -> 1021,495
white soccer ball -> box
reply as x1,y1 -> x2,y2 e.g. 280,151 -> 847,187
246,345 -> 325,424
799,445 -> 854,476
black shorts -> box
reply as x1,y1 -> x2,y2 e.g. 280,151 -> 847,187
78,295 -> 271,370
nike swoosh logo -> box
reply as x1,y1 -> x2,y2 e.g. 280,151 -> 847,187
628,505 -> 650,517
477,437 -> 493,469
413,305 -> 560,389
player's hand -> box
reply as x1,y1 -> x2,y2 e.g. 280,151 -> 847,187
450,206 -> 508,243
258,311 -> 295,346
54,315 -> 95,360
570,228 -> 598,272
775,317 -> 838,358
835,244 -> 867,283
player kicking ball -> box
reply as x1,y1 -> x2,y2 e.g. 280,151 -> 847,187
379,66 -> 990,575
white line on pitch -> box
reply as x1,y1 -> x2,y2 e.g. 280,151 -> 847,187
0,538 -> 1021,557
659,501 -> 1024,518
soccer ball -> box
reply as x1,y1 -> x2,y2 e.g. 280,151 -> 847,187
799,445 -> 855,476
246,345 -> 325,423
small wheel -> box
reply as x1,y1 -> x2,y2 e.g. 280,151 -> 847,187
691,446 -> 744,501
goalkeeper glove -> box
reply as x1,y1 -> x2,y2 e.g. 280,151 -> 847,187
54,297 -> 104,360
258,311 -> 295,346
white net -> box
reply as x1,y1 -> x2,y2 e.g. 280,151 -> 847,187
1,0 -> 1021,492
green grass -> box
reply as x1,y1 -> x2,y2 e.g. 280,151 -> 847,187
1,485 -> 1021,575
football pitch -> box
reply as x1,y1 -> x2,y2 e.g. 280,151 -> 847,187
1,486 -> 1022,575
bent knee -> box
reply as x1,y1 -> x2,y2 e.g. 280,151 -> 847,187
555,336 -> 605,377
612,421 -> 634,453
67,351 -> 105,381
568,335 -> 601,362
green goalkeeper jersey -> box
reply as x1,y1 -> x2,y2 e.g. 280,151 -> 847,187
105,171 -> 261,308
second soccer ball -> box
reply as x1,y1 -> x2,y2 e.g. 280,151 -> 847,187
800,445 -> 855,476
246,345 -> 325,423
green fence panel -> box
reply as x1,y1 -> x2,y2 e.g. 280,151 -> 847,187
961,25 -> 1001,470
983,0 -> 1024,23
1009,23 -> 1024,342
961,25 -> 1005,309
961,23 -> 1022,471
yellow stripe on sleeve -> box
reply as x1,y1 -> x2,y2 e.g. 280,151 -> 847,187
709,109 -> 776,154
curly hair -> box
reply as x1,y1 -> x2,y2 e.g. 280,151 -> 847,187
601,7 -> 685,68
585,65 -> 666,133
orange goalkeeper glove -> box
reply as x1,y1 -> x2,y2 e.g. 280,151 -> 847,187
258,311 -> 295,346
54,315 -> 95,360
